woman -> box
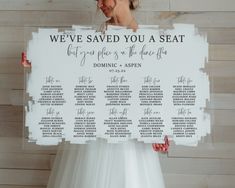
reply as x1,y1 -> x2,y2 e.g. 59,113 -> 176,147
46,0 -> 166,187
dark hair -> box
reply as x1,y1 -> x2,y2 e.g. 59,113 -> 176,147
95,0 -> 139,10
129,0 -> 139,10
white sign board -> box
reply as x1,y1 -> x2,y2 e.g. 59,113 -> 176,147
26,24 -> 210,146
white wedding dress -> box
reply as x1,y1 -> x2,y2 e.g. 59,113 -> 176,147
47,139 -> 165,188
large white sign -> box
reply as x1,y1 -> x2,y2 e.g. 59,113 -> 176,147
26,24 -> 210,146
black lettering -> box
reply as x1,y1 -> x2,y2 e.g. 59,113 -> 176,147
50,35 -> 59,42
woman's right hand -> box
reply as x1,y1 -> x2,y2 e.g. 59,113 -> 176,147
21,52 -> 31,67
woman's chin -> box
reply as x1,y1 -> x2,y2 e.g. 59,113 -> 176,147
102,12 -> 112,18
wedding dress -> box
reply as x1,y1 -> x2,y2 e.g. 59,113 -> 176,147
47,139 -> 165,188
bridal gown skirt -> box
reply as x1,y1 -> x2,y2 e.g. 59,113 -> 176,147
47,139 -> 166,188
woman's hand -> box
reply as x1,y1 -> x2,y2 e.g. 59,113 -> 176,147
20,52 -> 31,68
152,136 -> 170,153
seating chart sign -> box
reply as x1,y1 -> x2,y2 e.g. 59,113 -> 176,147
25,24 -> 210,146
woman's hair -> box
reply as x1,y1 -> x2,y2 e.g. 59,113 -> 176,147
129,0 -> 139,10
95,0 -> 139,10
